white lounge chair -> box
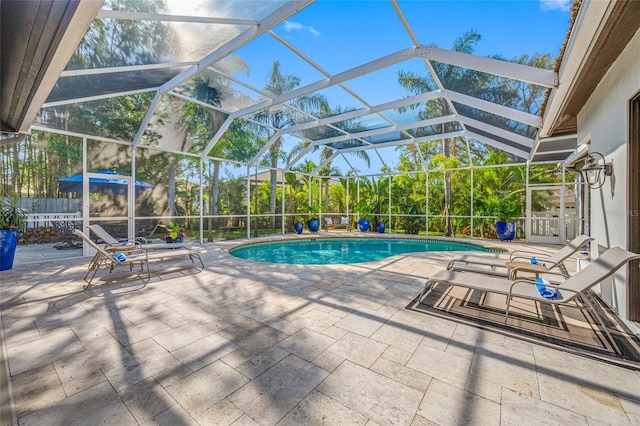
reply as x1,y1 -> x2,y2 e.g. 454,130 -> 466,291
447,234 -> 594,279
415,246 -> 640,355
73,229 -> 203,290
87,224 -> 188,251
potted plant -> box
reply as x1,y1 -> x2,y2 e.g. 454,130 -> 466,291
160,221 -> 185,243
306,203 -> 326,233
354,201 -> 373,232
293,207 -> 306,234
294,220 -> 304,234
1,194 -> 27,270
489,194 -> 520,241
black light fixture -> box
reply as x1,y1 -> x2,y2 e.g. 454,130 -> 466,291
580,152 -> 613,189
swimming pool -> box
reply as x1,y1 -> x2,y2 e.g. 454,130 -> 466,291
228,237 -> 500,265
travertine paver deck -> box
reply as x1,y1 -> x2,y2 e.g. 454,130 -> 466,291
2,234 -> 640,425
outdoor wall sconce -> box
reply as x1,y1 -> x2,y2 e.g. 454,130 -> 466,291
580,152 -> 613,189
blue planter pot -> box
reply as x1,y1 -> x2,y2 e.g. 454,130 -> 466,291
294,222 -> 304,234
496,221 -> 516,241
377,222 -> 386,233
307,219 -> 320,233
358,219 -> 370,232
165,235 -> 184,243
0,229 -> 19,271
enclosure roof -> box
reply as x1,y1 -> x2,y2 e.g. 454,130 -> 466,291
1,0 -> 596,175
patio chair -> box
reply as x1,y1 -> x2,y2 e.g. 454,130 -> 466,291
325,216 -> 351,231
446,234 -> 594,279
88,224 -> 187,250
415,246 -> 640,355
339,216 -> 350,230
73,229 -> 204,290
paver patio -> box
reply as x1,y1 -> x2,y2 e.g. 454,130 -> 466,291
2,235 -> 640,425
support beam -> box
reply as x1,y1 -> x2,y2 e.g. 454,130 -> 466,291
311,152 -> 339,176
232,46 -> 420,118
457,115 -> 535,148
157,1 -> 313,96
60,62 -> 196,77
246,131 -> 281,166
43,87 -> 158,108
283,142 -> 314,172
133,92 -> 161,146
311,115 -> 456,147
280,90 -> 442,136
464,130 -> 530,159
31,124 -> 131,145
416,45 -> 558,88
199,116 -> 236,158
338,131 -> 465,154
97,10 -> 260,26
446,91 -> 541,128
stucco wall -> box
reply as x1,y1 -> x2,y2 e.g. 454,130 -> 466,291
576,28 -> 640,319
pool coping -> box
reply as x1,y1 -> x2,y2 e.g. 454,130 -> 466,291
221,232 -> 507,258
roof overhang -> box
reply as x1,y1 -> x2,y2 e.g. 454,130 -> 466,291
531,134 -> 578,163
0,0 -> 102,143
541,0 -> 640,139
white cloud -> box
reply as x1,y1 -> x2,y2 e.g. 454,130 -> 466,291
283,20 -> 320,36
540,0 -> 572,12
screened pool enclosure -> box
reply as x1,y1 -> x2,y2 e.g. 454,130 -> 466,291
0,0 -> 585,258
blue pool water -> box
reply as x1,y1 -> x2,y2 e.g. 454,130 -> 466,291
229,237 -> 498,265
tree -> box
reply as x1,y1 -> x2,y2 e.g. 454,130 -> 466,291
472,151 -> 526,237
181,71 -> 232,232
181,63 -> 259,237
397,30 -> 483,236
288,103 -> 372,210
251,61 -> 329,228
397,30 -> 553,235
68,0 -> 173,70
393,172 -> 425,234
7,0 -> 175,201
356,176 -> 390,227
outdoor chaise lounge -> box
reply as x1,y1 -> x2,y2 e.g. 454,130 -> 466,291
87,224 -> 188,250
73,229 -> 204,290
447,234 -> 594,279
415,246 -> 640,355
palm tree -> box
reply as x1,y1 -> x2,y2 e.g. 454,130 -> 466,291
397,30 -> 552,236
397,30 -> 483,236
288,104 -> 371,211
192,73 -> 231,206
161,97 -> 190,220
359,176 -> 390,226
252,61 -> 329,228
184,63 -> 258,238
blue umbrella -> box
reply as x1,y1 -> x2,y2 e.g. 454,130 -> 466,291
57,170 -> 155,195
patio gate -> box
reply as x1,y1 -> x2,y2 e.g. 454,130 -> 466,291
526,185 -> 575,244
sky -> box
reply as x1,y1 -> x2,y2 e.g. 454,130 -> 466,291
218,0 -> 573,175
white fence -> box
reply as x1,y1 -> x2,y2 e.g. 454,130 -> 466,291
0,197 -> 82,214
26,212 -> 81,229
